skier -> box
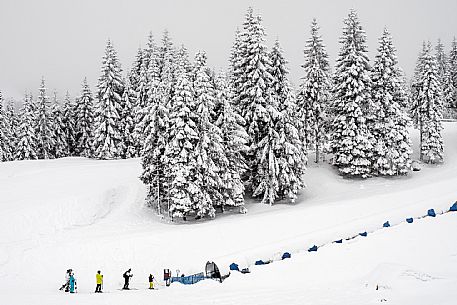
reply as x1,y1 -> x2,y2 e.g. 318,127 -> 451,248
69,272 -> 76,293
95,270 -> 103,293
148,274 -> 154,289
59,269 -> 72,292
122,269 -> 132,289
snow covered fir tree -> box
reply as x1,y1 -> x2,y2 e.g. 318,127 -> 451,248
329,10 -> 374,178
74,78 -> 94,157
93,40 -> 125,160
411,42 -> 444,164
0,90 -> 14,161
370,29 -> 412,175
297,19 -> 332,164
15,93 -> 38,160
1,7 -> 456,221
35,78 -> 55,159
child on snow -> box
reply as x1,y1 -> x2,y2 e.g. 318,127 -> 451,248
149,274 -> 154,289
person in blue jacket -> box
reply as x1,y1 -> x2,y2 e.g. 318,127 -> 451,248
69,272 -> 76,293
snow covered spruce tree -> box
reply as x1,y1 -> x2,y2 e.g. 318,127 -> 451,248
140,66 -> 169,215
330,10 -> 373,178
255,40 -> 306,204
93,39 -> 125,159
214,72 -> 249,209
297,19 -> 332,163
231,7 -> 256,112
5,99 -> 19,158
61,91 -> 76,156
35,78 -> 55,159
192,51 -> 228,215
163,66 -> 202,219
435,39 -> 455,118
235,9 -> 274,199
136,32 -> 155,110
120,79 -> 137,158
176,45 -> 192,76
229,28 -> 245,108
0,91 -> 14,161
229,8 -> 306,204
370,29 -> 412,175
15,93 -> 38,160
450,37 -> 457,111
158,30 -> 177,106
411,42 -> 444,164
129,47 -> 143,98
50,99 -> 68,159
133,33 -> 157,154
74,78 -> 94,157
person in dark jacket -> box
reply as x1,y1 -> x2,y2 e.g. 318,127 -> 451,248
148,274 -> 154,289
122,269 -> 132,289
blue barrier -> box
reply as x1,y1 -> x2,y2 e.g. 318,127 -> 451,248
427,209 -> 436,217
334,239 -> 343,244
308,245 -> 318,252
406,218 -> 413,223
450,202 -> 457,212
282,252 -> 291,260
171,273 -> 205,285
383,221 -> 390,228
255,260 -> 266,265
359,232 -> 367,237
229,263 -> 239,271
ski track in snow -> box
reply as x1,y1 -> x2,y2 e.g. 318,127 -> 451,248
0,123 -> 456,305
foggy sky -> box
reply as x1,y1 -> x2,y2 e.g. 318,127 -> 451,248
1,0 -> 456,102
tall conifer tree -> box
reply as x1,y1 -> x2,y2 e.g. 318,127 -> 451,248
16,94 -> 38,160
35,78 -> 55,159
74,78 -> 94,157
330,10 -> 373,178
93,40 -> 124,159
298,19 -> 331,163
0,91 -> 13,161
371,29 -> 412,175
412,42 -> 444,163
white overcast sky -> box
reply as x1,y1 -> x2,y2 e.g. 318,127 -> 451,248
1,0 -> 456,101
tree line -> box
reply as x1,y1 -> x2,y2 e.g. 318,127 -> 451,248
1,8 -> 456,220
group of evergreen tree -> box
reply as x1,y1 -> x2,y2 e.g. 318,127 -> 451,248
133,33 -> 252,219
1,8 -> 457,221
0,78 -> 95,161
328,11 -> 413,177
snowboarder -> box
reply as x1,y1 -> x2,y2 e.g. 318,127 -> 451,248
95,270 -> 103,293
59,269 -> 72,292
69,272 -> 76,293
122,269 -> 132,289
148,274 -> 154,289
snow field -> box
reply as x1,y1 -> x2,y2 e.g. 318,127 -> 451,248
0,122 -> 456,305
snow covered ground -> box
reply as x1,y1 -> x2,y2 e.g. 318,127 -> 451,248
0,123 -> 456,305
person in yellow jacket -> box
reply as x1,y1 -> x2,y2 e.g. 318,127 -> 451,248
95,270 -> 103,293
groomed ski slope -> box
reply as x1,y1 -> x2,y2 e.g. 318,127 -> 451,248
0,122 -> 456,305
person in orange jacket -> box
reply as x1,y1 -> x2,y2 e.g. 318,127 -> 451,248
95,270 -> 103,293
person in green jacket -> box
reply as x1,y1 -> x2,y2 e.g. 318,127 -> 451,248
95,270 -> 103,293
